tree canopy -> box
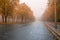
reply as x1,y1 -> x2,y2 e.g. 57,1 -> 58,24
0,0 -> 35,23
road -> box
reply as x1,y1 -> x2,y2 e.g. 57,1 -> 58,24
0,21 -> 56,40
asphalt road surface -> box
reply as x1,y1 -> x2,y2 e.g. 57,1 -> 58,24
0,21 -> 56,40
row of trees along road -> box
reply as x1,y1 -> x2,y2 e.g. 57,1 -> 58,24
0,0 -> 35,23
41,0 -> 60,22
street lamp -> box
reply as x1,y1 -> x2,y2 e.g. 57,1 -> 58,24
54,0 -> 57,29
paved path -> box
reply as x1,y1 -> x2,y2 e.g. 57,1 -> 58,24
0,21 -> 55,40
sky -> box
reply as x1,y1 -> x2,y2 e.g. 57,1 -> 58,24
20,0 -> 48,18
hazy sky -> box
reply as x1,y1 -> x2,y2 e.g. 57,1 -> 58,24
20,0 -> 48,18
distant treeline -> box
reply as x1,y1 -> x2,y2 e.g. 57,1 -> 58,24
41,0 -> 60,22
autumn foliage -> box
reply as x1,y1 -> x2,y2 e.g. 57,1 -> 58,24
0,0 -> 35,23
41,0 -> 60,22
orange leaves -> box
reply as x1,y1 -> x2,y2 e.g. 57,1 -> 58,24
14,3 -> 35,22
0,0 -> 34,23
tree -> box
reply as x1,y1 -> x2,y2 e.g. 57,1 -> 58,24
16,3 -> 35,23
0,0 -> 19,23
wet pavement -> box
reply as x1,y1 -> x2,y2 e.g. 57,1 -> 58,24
0,21 -> 56,40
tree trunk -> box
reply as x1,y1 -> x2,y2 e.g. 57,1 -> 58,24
21,16 -> 23,23
5,16 -> 7,23
15,16 -> 17,22
2,16 -> 4,22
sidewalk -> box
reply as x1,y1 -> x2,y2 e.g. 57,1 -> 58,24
45,22 -> 60,40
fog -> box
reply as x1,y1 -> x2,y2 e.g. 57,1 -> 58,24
20,0 -> 48,18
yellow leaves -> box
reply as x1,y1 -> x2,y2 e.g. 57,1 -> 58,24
14,3 -> 35,22
0,0 -> 34,22
41,0 -> 60,21
0,0 -> 19,16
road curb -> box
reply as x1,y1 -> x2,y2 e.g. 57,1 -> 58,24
45,23 -> 60,40
0,22 -> 33,24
